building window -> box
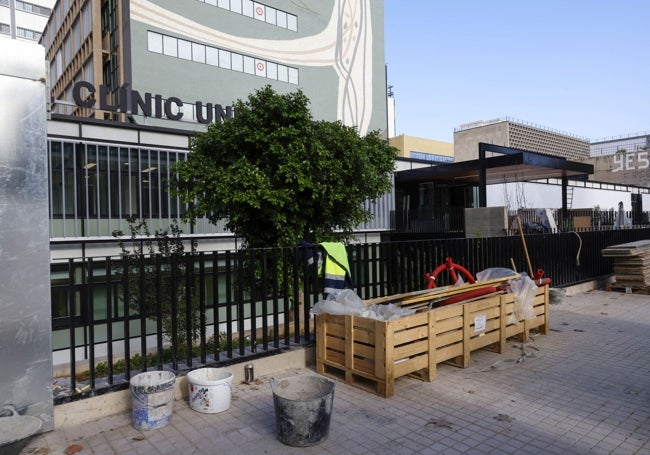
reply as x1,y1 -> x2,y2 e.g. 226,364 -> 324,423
49,140 -> 194,237
147,31 -> 163,53
72,18 -> 81,55
162,35 -> 177,57
178,39 -> 192,60
231,53 -> 243,71
82,2 -> 92,40
17,26 -> 43,41
101,0 -> 117,35
410,152 -> 454,164
192,42 -> 205,63
147,31 -> 299,85
196,0 -> 298,32
83,57 -> 94,83
15,0 -> 52,16
0,23 -> 9,36
55,50 -> 63,81
206,46 -> 219,66
63,33 -> 71,65
218,49 -> 231,69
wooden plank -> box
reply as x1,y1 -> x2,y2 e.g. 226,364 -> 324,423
466,295 -> 501,313
323,350 -> 345,368
397,274 -> 519,306
426,311 -> 436,381
352,316 -> 376,332
344,316 -> 354,383
436,344 -> 463,363
363,288 -> 449,306
468,331 -> 500,351
316,314 -> 326,374
436,328 -> 463,346
471,316 -> 500,334
390,312 -> 429,330
381,320 -> 392,397
434,316 -> 464,334
540,284 -> 549,335
394,355 -> 428,377
394,326 -> 428,345
324,335 -> 346,353
462,305 -> 471,368
352,358 -> 376,376
322,318 -> 345,337
352,342 -> 376,360
433,304 -> 464,320
394,339 -> 428,359
468,306 -> 500,321
352,328 -> 374,345
505,323 -> 524,339
601,240 -> 650,256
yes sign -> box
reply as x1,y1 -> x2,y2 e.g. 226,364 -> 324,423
612,152 -> 649,172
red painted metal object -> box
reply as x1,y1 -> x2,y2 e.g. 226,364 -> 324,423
425,257 -> 476,289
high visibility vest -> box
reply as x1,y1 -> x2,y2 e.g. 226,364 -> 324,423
319,242 -> 353,298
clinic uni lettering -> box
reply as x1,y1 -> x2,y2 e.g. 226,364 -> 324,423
612,151 -> 650,173
72,81 -> 234,124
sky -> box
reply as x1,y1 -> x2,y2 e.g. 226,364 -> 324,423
384,0 -> 649,144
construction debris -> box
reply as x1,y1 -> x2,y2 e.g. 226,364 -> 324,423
601,240 -> 650,290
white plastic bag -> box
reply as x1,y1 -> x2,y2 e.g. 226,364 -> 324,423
508,275 -> 537,324
310,289 -> 365,316
310,289 -> 415,321
476,267 -> 517,282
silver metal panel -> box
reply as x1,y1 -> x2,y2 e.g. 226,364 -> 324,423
0,39 -> 54,432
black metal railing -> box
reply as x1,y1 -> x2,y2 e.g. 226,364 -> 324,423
391,208 -> 650,234
51,227 -> 650,403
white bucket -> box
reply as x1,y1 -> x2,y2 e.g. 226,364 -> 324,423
130,371 -> 176,431
187,368 -> 233,414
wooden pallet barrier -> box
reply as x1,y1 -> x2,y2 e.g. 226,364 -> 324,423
316,283 -> 549,397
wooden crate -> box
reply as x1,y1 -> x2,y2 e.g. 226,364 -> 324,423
316,310 -> 433,398
427,293 -> 503,379
501,284 -> 549,342
316,284 -> 549,397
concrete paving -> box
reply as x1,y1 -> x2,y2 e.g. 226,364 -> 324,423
21,289 -> 650,455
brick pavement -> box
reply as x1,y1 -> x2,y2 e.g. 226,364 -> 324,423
20,289 -> 650,455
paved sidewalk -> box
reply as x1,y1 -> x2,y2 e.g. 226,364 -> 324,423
22,289 -> 650,455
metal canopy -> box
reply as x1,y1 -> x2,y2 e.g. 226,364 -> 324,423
395,143 -> 594,186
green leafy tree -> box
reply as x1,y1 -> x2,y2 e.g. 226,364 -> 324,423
169,85 -> 397,249
112,217 -> 199,351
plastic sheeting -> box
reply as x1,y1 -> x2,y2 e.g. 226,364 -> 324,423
310,289 -> 416,321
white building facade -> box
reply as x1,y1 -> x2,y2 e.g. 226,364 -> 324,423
0,0 -> 53,41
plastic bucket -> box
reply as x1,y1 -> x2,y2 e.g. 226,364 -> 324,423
130,370 -> 176,430
187,368 -> 233,413
270,375 -> 335,447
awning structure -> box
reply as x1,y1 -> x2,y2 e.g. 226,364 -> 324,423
395,143 -> 594,185
395,143 -> 594,208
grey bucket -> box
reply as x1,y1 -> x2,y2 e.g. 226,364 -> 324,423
0,405 -> 43,455
270,375 -> 335,447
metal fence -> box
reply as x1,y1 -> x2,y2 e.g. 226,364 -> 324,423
391,208 -> 650,235
51,227 -> 650,404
